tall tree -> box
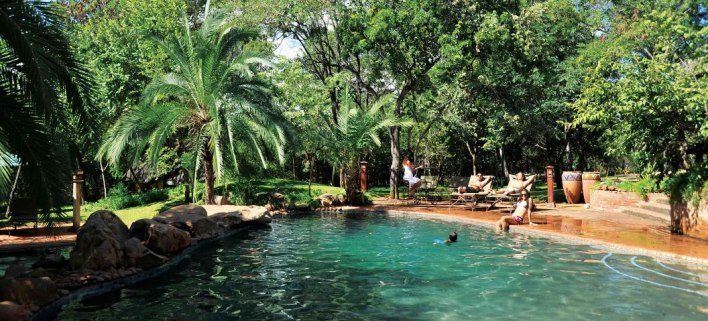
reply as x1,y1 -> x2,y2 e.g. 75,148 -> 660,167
0,0 -> 94,213
572,0 -> 706,177
99,9 -> 288,204
319,88 -> 406,203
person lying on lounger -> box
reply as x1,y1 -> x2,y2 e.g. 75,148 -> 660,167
497,172 -> 535,195
461,173 -> 492,193
496,191 -> 532,231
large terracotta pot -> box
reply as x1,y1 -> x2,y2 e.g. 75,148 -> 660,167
561,171 -> 583,204
582,172 -> 601,204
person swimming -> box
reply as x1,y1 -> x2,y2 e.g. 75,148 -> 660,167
435,231 -> 458,245
446,231 -> 458,243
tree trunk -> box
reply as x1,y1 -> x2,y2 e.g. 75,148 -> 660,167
308,155 -> 313,197
98,159 -> 108,199
499,146 -> 509,178
339,167 -> 345,188
292,152 -> 297,180
389,84 -> 411,199
564,129 -> 573,169
389,126 -> 400,199
4,163 -> 22,218
181,167 -> 191,203
329,88 -> 339,125
344,162 -> 358,204
465,141 -> 477,175
184,183 -> 191,204
202,140 -> 216,205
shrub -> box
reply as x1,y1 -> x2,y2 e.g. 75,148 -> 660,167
662,165 -> 708,206
617,177 -> 662,197
84,183 -> 171,211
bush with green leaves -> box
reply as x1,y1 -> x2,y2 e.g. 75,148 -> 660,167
84,183 -> 170,211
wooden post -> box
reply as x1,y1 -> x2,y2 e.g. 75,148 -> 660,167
359,161 -> 368,193
546,166 -> 555,208
72,169 -> 84,230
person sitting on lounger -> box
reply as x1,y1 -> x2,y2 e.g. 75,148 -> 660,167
496,191 -> 532,231
402,155 -> 423,197
463,173 -> 492,193
498,172 -> 535,195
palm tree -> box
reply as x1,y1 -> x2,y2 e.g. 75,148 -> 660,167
99,10 -> 287,204
319,88 -> 410,204
0,0 -> 93,213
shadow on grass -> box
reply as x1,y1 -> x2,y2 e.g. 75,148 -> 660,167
158,199 -> 188,213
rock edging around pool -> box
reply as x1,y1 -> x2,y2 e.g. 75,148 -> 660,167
0,205 -> 272,321
357,208 -> 708,266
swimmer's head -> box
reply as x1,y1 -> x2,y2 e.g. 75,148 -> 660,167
448,232 -> 458,242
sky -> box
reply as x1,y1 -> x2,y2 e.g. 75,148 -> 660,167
274,37 -> 303,59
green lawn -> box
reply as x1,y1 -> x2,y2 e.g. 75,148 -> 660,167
52,179 -> 345,227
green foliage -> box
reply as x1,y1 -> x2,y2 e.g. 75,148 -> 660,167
98,8 -> 289,203
571,2 -> 706,176
0,0 -> 94,213
213,178 -> 344,207
83,183 -> 169,211
318,88 -> 409,202
616,177 -> 663,197
662,166 -> 708,206
66,0 -> 186,118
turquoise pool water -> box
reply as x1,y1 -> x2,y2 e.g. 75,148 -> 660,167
58,213 -> 707,320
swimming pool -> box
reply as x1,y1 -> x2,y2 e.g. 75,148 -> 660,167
58,213 -> 707,320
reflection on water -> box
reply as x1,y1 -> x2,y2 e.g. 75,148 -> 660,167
0,246 -> 71,275
58,213 -> 708,320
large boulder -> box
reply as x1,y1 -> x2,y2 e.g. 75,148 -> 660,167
123,238 -> 168,269
203,205 -> 246,230
3,264 -> 27,279
0,301 -> 30,321
129,219 -> 191,254
153,205 -> 219,238
32,253 -> 68,270
70,210 -> 129,270
0,277 -> 57,307
208,211 -> 243,229
238,206 -> 272,224
203,205 -> 272,225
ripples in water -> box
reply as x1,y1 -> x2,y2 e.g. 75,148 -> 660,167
58,213 -> 708,320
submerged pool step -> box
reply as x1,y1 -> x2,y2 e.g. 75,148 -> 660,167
638,202 -> 671,216
620,205 -> 670,225
603,253 -> 708,296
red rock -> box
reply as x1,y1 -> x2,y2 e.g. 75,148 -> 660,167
129,220 -> 191,255
123,238 -> 169,269
70,210 -> 130,271
0,301 -> 30,321
0,277 -> 57,306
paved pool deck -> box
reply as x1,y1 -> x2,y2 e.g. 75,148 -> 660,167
364,200 -> 708,263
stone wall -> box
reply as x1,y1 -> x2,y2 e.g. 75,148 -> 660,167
670,194 -> 708,240
588,190 -> 643,209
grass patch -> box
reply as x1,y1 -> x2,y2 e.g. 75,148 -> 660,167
49,179 -> 345,226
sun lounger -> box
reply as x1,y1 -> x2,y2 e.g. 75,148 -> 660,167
449,175 -> 494,210
413,175 -> 440,205
7,198 -> 38,235
486,174 -> 536,211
